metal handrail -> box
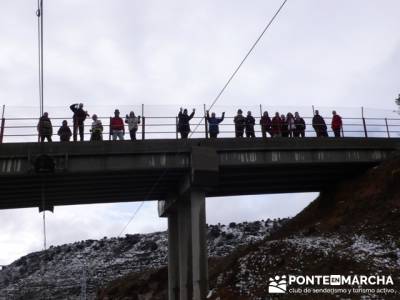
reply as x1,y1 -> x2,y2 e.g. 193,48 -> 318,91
0,114 -> 399,142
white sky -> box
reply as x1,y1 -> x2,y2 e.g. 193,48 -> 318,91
0,0 -> 399,265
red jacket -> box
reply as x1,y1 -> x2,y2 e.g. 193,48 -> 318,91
331,115 -> 342,130
110,117 -> 124,131
271,116 -> 282,134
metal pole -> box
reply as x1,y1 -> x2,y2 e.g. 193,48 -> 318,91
385,118 -> 390,138
361,106 -> 368,138
203,104 -> 208,138
176,117 -> 179,139
37,0 -> 44,116
141,104 -> 144,140
141,117 -> 145,140
259,104 -> 263,117
312,105 -> 315,115
0,105 -> 5,143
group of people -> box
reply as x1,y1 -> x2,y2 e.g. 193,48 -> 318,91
177,108 -> 343,139
37,103 -> 141,142
37,104 -> 343,142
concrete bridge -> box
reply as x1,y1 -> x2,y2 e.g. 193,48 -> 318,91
0,137 -> 399,299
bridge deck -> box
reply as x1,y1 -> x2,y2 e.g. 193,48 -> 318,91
0,138 -> 398,210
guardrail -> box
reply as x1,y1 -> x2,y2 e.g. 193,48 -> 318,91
0,110 -> 399,143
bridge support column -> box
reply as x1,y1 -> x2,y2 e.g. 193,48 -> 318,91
166,189 -> 208,300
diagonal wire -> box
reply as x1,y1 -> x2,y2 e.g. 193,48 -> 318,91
117,0 -> 289,236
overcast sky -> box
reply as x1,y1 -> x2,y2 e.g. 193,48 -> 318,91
0,0 -> 399,265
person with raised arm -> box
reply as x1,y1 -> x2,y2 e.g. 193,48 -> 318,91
70,103 -> 89,141
177,107 -> 195,139
206,111 -> 225,138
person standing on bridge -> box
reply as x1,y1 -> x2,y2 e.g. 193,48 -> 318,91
177,107 -> 195,138
260,111 -> 272,138
245,111 -> 256,138
234,109 -> 246,137
57,120 -> 72,142
125,111 -> 141,140
90,114 -> 103,141
280,114 -> 289,137
294,112 -> 306,138
331,110 -> 343,138
206,111 -> 225,138
37,112 -> 53,142
312,110 -> 328,137
271,112 -> 281,137
70,103 -> 89,141
110,109 -> 125,140
287,112 -> 295,138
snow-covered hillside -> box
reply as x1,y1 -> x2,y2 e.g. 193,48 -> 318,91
0,218 -> 287,299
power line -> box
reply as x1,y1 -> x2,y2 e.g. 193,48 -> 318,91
116,0 -> 289,236
190,0 -> 289,137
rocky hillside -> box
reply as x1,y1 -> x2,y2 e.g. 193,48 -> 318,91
0,219 -> 287,299
98,156 -> 400,300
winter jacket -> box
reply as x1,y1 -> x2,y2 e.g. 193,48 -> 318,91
271,116 -> 281,135
206,113 -> 224,135
110,117 -> 124,132
260,116 -> 272,131
234,115 -> 246,132
312,115 -> 327,131
178,111 -> 195,134
70,104 -> 88,125
125,116 -> 140,131
331,115 -> 342,130
245,116 -> 255,132
294,117 -> 306,131
57,125 -> 72,141
37,116 -> 53,136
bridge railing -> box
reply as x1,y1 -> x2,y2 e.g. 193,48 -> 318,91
0,113 -> 399,143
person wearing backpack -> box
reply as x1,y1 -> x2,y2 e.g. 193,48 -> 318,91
37,112 -> 53,142
57,120 -> 72,142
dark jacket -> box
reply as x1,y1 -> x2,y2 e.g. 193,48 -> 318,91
260,116 -> 272,131
271,116 -> 281,135
57,125 -> 72,141
312,115 -> 327,131
245,116 -> 255,132
294,117 -> 306,132
37,116 -> 53,136
70,104 -> 88,125
234,115 -> 246,132
178,111 -> 195,133
206,113 -> 224,135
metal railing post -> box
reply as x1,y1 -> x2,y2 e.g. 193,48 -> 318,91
361,107 -> 367,138
385,118 -> 390,138
141,116 -> 145,140
0,105 -> 4,143
203,104 -> 208,138
362,118 -> 368,138
175,117 -> 179,139
259,104 -> 263,117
